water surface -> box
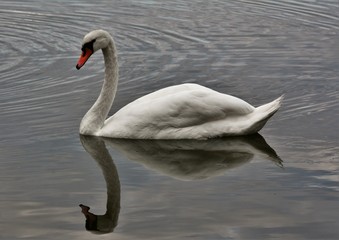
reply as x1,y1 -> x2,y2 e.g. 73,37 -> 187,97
0,0 -> 338,239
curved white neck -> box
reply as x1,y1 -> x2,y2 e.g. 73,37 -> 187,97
80,40 -> 119,135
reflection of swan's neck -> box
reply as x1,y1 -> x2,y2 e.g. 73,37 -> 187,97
95,143 -> 120,232
80,136 -> 121,233
101,155 -> 120,222
80,40 -> 119,135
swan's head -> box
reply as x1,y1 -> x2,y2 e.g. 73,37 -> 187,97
76,30 -> 113,70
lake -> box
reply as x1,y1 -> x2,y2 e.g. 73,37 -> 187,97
0,0 -> 338,239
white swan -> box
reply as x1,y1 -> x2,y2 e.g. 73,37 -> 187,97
76,29 -> 283,139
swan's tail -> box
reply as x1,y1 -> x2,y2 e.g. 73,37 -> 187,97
246,95 -> 284,134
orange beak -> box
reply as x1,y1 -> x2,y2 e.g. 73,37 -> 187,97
76,48 -> 93,70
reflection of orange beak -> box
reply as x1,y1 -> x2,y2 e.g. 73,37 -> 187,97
76,48 -> 93,70
79,204 -> 90,214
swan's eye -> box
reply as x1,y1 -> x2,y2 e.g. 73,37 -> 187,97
81,39 -> 96,54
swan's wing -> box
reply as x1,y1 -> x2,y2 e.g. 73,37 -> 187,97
115,83 -> 254,124
101,84 -> 255,138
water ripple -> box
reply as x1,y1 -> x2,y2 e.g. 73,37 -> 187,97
236,0 -> 339,30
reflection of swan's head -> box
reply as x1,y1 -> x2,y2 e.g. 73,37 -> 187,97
79,204 -> 117,235
76,29 -> 113,69
79,204 -> 98,232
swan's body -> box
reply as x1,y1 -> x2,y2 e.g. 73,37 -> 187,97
76,30 -> 283,139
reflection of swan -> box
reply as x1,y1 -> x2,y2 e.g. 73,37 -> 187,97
79,135 -> 120,234
76,29 -> 283,139
104,134 -> 282,180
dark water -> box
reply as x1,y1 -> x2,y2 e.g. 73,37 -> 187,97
1,0 -> 338,239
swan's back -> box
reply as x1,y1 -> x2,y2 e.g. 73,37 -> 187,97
116,83 -> 254,120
